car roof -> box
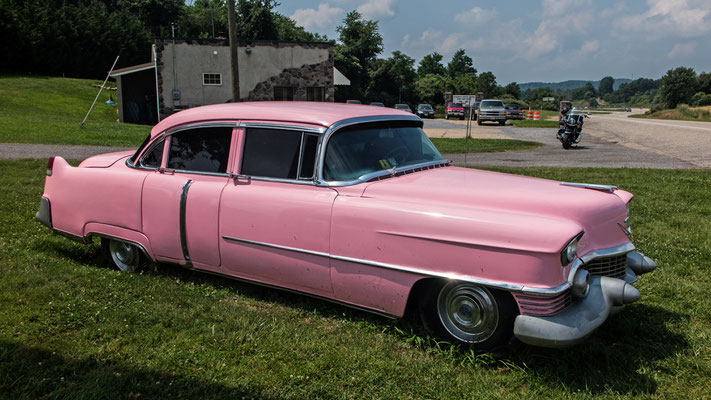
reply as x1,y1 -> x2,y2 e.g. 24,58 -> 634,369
150,101 -> 416,137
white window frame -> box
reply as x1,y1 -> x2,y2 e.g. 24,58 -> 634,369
202,73 -> 222,86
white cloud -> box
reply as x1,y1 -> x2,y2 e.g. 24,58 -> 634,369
580,40 -> 599,53
290,3 -> 343,31
454,7 -> 498,25
541,0 -> 593,17
616,0 -> 711,38
667,42 -> 696,58
357,0 -> 397,20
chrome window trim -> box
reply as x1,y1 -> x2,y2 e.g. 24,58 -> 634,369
171,169 -> 230,178
240,128 -> 321,185
317,160 -> 450,187
138,137 -> 166,170
238,122 -> 325,134
166,122 -> 238,135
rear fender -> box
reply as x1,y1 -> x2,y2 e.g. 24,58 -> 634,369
84,222 -> 155,261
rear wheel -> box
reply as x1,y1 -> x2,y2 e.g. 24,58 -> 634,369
477,119 -> 482,126
445,113 -> 449,120
499,120 -> 506,126
419,280 -> 517,351
102,238 -> 143,272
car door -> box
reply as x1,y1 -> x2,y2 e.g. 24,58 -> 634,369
219,126 -> 336,295
141,125 -> 234,267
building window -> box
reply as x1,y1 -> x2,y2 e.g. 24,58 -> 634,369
306,87 -> 325,102
202,73 -> 222,86
274,87 -> 294,101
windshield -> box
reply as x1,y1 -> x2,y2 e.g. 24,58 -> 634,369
324,123 -> 444,182
448,103 -> 463,108
481,100 -> 504,108
418,104 -> 433,110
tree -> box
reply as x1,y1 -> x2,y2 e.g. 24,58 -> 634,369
598,76 -> 614,97
571,82 -> 597,101
367,51 -> 416,104
660,67 -> 698,108
417,52 -> 446,77
503,82 -> 521,99
697,72 -> 711,95
415,74 -> 448,105
447,49 -> 476,78
474,72 -> 498,98
334,10 -> 383,100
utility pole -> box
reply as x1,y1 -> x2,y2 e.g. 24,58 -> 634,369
227,0 -> 240,102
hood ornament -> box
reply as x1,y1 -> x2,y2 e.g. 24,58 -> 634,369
561,182 -> 618,193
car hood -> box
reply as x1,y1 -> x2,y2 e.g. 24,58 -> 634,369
360,166 -> 631,255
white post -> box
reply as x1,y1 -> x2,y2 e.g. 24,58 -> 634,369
81,55 -> 120,127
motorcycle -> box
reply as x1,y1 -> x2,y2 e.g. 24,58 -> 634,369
556,108 -> 589,149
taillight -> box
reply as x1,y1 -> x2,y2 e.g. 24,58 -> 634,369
47,157 -> 55,176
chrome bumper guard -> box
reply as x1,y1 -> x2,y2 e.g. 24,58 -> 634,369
513,251 -> 656,348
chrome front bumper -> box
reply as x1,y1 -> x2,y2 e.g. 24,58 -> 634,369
513,251 -> 656,348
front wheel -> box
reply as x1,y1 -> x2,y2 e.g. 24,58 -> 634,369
419,280 -> 518,351
102,238 -> 143,272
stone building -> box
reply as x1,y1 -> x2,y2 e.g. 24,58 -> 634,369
110,39 -> 349,124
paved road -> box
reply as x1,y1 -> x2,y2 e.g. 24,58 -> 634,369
422,113 -> 706,169
0,143 -> 134,161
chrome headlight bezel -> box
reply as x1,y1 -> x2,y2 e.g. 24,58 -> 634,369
561,233 -> 583,266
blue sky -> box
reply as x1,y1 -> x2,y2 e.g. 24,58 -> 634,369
276,0 -> 711,84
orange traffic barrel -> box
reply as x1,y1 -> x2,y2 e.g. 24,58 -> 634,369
527,110 -> 534,120
533,111 -> 540,120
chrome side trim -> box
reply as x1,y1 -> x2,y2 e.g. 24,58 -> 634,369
239,122 -> 326,134
561,182 -> 619,193
222,235 -> 526,293
180,179 -> 194,267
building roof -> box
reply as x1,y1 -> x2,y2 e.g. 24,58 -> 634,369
150,101 -> 418,137
334,68 -> 351,86
110,62 -> 155,77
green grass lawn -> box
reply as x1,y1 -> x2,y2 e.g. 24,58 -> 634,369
0,75 -> 150,147
629,106 -> 711,122
510,119 -> 560,128
2,159 -> 710,398
430,138 -> 542,153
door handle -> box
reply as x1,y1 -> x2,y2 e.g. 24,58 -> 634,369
229,173 -> 251,183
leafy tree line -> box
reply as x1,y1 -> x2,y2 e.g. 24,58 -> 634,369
0,0 -> 324,78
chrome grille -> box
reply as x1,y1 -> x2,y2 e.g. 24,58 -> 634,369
583,254 -> 628,279
514,291 -> 572,316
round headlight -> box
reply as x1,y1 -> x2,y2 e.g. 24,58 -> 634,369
560,235 -> 581,266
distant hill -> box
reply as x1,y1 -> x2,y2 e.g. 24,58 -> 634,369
519,79 -> 633,92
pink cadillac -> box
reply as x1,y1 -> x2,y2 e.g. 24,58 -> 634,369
36,102 -> 656,350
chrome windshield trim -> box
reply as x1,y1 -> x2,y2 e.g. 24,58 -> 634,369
238,122 -> 326,134
221,235 -> 524,293
317,160 -> 450,187
561,182 -> 619,193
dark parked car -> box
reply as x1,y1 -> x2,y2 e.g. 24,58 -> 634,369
394,104 -> 413,113
416,104 -> 435,118
346,100 -> 361,104
504,104 -> 525,120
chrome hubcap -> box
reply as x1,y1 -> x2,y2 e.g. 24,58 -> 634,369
437,282 -> 499,343
109,240 -> 139,271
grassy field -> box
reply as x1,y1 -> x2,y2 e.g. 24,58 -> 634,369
630,105 -> 711,122
430,138 -> 542,153
0,75 -> 151,147
511,119 -> 560,128
1,159 -> 709,399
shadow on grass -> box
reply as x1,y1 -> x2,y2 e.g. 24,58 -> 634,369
46,242 -> 689,396
0,340 -> 275,399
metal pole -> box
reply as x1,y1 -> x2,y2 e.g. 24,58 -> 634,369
153,44 -> 161,122
228,0 -> 240,101
464,100 -> 470,167
81,55 -> 119,127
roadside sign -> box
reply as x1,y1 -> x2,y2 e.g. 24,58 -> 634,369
542,97 -> 555,102
453,95 -> 477,106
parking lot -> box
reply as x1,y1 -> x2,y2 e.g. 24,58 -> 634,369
423,111 -> 707,169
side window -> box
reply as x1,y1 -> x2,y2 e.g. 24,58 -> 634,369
167,127 -> 232,173
139,138 -> 165,169
241,129 -> 319,180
